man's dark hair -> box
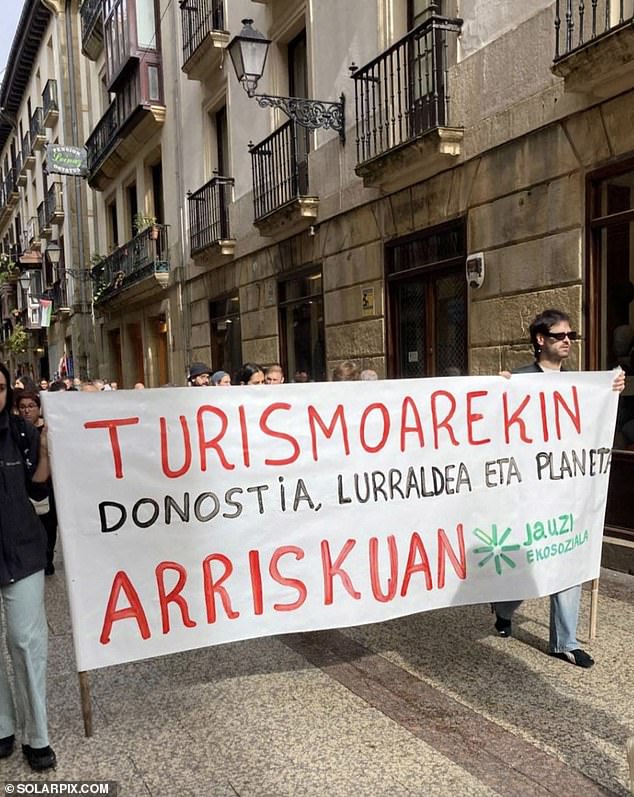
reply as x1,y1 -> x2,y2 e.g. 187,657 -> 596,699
0,362 -> 13,415
237,362 -> 263,384
529,309 -> 571,358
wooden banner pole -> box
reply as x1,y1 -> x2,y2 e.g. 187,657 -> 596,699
78,671 -> 93,737
589,577 -> 600,640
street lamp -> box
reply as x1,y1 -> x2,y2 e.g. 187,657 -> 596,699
227,19 -> 345,141
45,241 -> 61,268
18,271 -> 31,292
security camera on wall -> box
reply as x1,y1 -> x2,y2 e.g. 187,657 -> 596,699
466,252 -> 485,289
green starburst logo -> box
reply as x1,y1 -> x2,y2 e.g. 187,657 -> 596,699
473,524 -> 521,575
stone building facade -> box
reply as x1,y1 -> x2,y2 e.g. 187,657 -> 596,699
0,0 -> 95,381
2,0 -> 632,554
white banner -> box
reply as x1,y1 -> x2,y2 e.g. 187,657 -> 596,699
42,373 -> 619,671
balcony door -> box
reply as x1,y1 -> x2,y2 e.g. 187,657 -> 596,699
288,30 -> 309,196
214,106 -> 230,239
387,221 -> 467,378
408,0 -> 446,134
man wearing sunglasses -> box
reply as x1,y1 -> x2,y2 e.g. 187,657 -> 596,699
493,308 -> 625,668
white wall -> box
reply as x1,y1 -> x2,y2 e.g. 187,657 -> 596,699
458,0 -> 554,59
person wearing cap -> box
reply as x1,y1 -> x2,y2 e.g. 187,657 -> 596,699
188,363 -> 212,386
210,370 -> 231,386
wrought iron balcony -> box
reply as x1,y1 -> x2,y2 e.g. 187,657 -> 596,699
51,276 -> 71,314
80,0 -> 104,60
555,0 -> 633,58
349,12 -> 463,192
38,201 -> 50,239
188,175 -> 234,255
23,218 -> 40,252
552,1 -> 634,96
250,121 -> 312,223
45,182 -> 64,228
21,132 -> 35,172
351,13 -> 462,167
42,79 -> 59,127
91,224 -> 170,304
15,151 -> 27,188
30,108 -> 46,151
3,167 -> 19,208
86,66 -> 165,190
181,0 -> 229,80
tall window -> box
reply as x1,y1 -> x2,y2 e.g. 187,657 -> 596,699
279,269 -> 325,382
215,106 -> 228,175
407,0 -> 448,132
151,162 -> 164,223
386,220 -> 467,378
589,163 -> 634,545
288,30 -> 309,194
127,183 -> 138,236
210,295 -> 241,379
107,199 -> 118,249
589,165 -> 634,453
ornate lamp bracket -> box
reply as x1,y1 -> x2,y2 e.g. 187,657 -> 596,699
253,94 -> 345,142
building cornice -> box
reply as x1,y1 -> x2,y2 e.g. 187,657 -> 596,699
0,0 -> 52,150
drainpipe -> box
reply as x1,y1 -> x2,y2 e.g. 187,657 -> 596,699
169,0 -> 193,381
64,0 -> 92,379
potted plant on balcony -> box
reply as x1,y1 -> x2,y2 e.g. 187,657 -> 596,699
7,323 -> 28,355
0,253 -> 20,285
133,212 -> 159,239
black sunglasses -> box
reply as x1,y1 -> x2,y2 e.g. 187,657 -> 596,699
546,331 -> 578,341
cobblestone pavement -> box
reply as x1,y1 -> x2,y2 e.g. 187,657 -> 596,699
1,559 -> 632,796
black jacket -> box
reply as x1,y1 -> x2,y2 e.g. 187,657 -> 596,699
514,362 -> 542,374
0,411 -> 48,585
513,362 -> 567,374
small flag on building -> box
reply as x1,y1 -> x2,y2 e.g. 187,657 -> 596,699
40,299 -> 53,328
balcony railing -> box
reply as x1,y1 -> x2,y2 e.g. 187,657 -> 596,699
38,201 -> 49,238
554,0 -> 634,59
250,121 -> 310,221
51,277 -> 71,312
21,131 -> 34,171
42,79 -> 59,127
3,167 -> 18,206
86,98 -> 121,175
23,219 -> 39,252
30,107 -> 46,151
45,182 -> 64,227
188,176 -> 233,254
181,0 -> 225,64
86,65 -> 164,186
80,0 -> 104,59
92,224 -> 170,303
351,12 -> 462,165
15,151 -> 26,187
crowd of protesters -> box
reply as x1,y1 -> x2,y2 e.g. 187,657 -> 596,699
4,306 -> 624,776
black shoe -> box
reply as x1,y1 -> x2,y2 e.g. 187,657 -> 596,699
550,648 -> 595,668
0,734 -> 15,758
44,564 -> 55,576
494,613 -> 512,637
22,744 -> 57,771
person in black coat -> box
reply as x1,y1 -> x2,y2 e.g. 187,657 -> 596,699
0,362 -> 56,771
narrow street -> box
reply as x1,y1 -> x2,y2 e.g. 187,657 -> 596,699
2,558 -> 632,796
